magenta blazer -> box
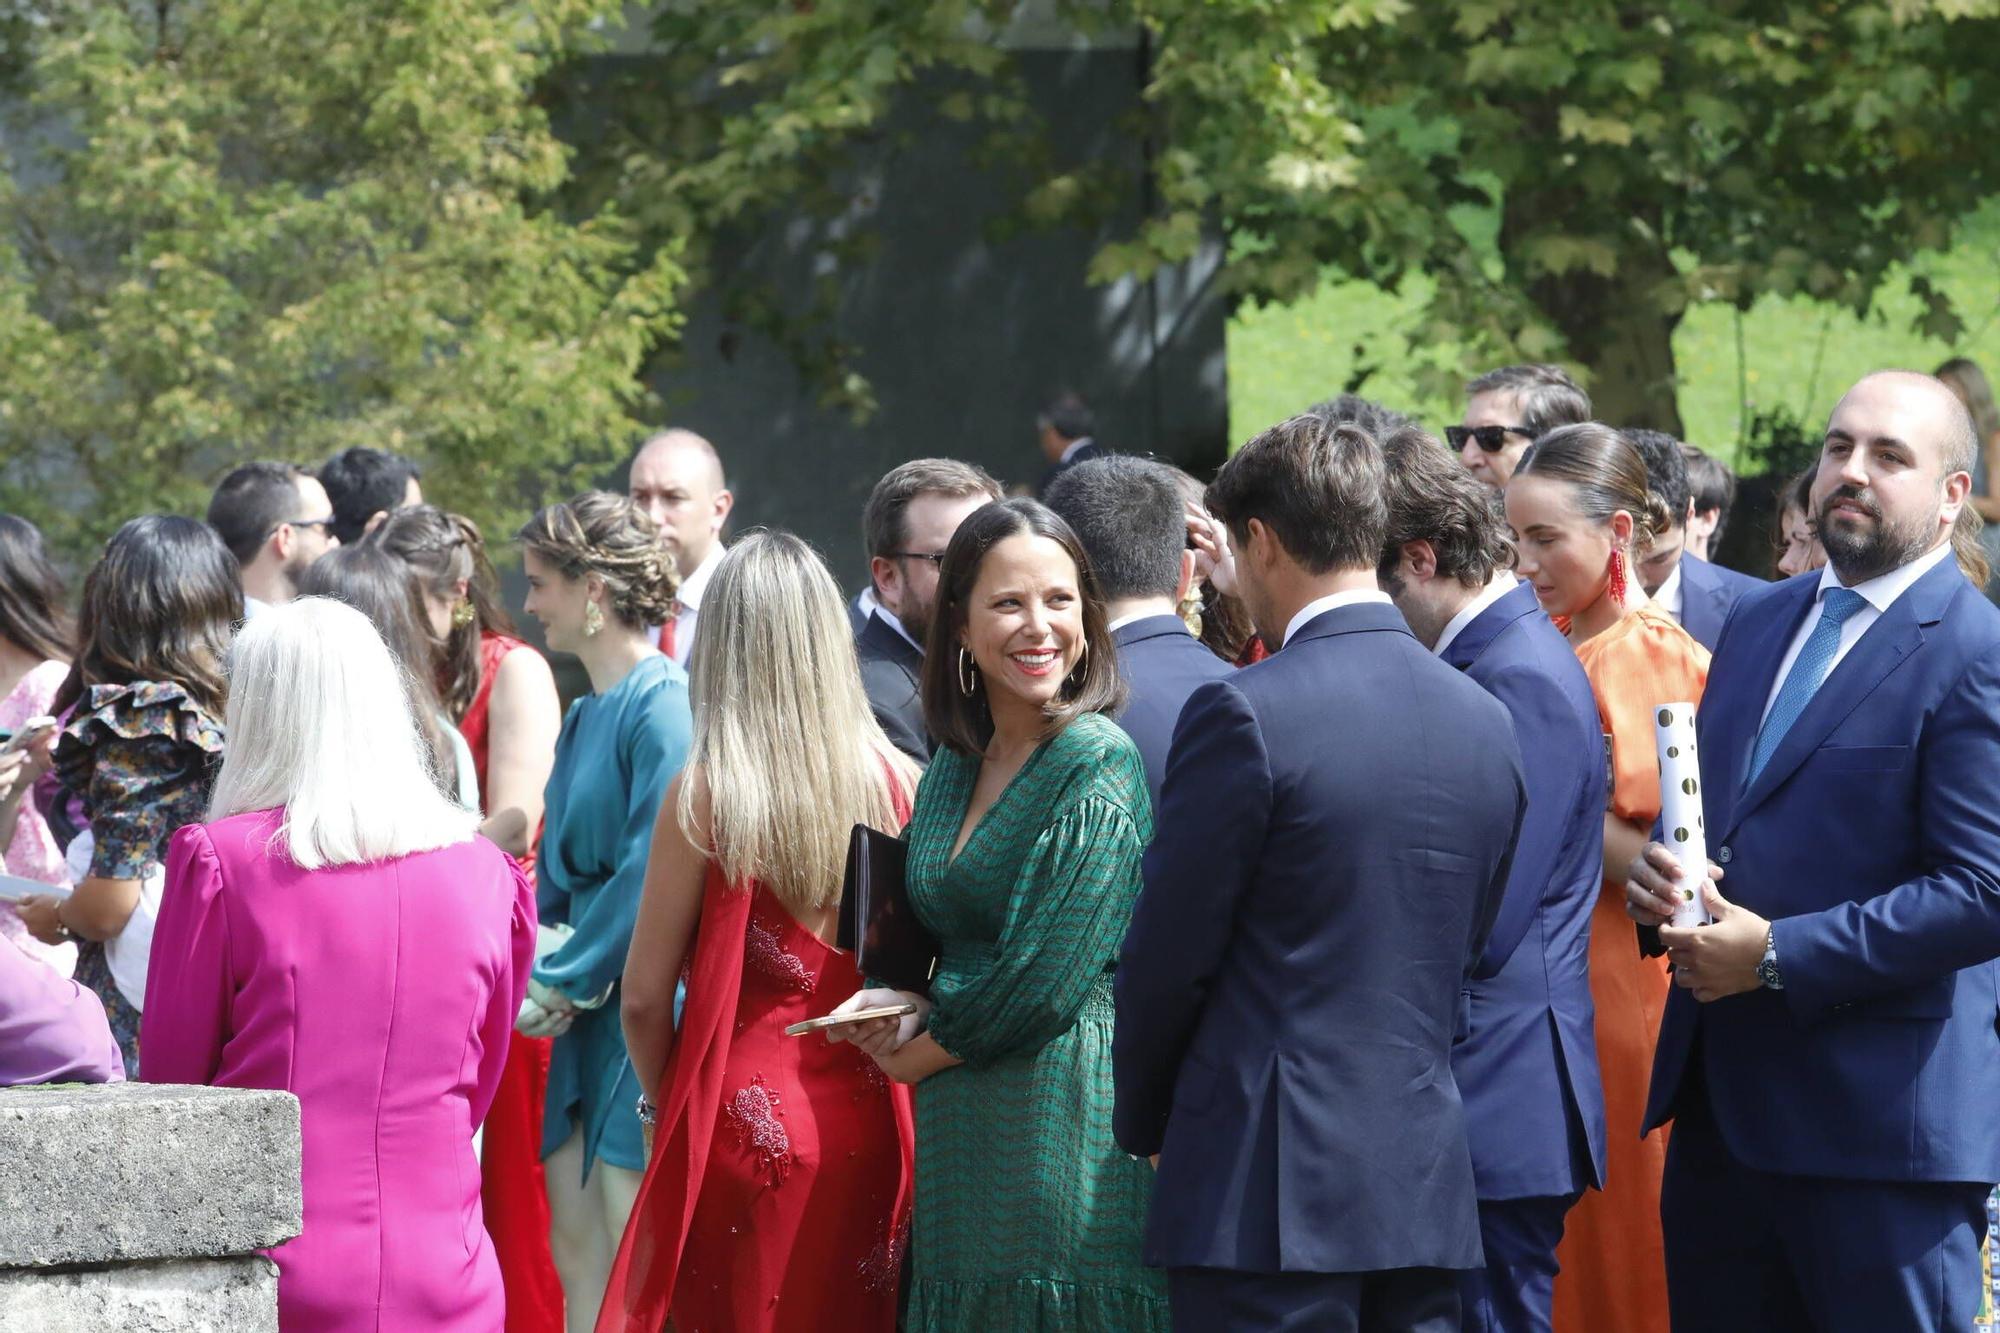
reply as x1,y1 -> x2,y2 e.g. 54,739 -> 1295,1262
141,809 -> 535,1332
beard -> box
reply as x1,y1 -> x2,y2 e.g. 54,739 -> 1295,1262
900,596 -> 935,650
1815,484 -> 1940,585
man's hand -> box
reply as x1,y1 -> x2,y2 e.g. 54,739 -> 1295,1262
1626,841 -> 1721,927
1659,882 -> 1770,1003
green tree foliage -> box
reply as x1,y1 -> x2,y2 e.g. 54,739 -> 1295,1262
0,0 -> 684,561
593,0 -> 2000,435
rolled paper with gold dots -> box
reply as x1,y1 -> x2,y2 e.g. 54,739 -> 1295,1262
1653,702 -> 1712,928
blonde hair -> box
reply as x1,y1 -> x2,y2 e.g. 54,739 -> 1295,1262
678,531 -> 919,911
209,598 -> 479,869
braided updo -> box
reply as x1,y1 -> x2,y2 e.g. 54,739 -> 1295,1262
517,491 -> 679,630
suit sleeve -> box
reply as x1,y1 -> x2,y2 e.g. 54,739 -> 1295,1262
1776,647 -> 2000,1020
139,825 -> 231,1086
1113,678 -> 1271,1157
863,669 -> 930,763
1470,663 -> 1590,980
471,855 -> 538,1130
537,696 -> 691,1003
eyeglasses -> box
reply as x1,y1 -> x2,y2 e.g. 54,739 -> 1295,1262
888,551 -> 947,567
1446,424 -> 1537,453
269,516 -> 337,540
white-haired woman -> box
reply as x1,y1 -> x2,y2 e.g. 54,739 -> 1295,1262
140,598 -> 536,1333
595,531 -> 921,1333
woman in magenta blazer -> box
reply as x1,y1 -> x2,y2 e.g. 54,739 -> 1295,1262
142,597 -> 536,1332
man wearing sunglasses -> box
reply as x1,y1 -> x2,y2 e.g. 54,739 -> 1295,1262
206,461 -> 341,617
1448,364 -> 1592,490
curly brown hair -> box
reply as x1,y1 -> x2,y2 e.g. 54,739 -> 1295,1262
517,492 -> 679,630
365,505 -> 516,722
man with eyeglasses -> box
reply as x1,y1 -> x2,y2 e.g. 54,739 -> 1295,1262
1449,364 -> 1593,490
206,461 -> 341,617
857,458 -> 1002,760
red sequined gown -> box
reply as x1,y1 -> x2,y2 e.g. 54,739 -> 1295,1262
597,867 -> 915,1333
464,632 -> 565,1333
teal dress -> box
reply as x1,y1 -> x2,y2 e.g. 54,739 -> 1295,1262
536,653 -> 692,1178
903,711 -> 1169,1332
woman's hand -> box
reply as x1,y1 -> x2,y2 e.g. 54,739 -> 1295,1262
871,1033 -> 960,1086
16,894 -> 67,945
825,987 -> 931,1058
1187,504 -> 1237,595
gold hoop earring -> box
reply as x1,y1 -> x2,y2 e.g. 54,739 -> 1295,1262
584,600 -> 605,638
451,600 -> 476,630
957,647 -> 978,696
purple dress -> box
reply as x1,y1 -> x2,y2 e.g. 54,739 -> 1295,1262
140,808 -> 536,1332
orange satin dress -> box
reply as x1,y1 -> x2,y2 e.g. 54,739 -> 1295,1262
1552,601 -> 1709,1333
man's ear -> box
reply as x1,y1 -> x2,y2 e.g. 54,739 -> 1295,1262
1402,539 -> 1437,581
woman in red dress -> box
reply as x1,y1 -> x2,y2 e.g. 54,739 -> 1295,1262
371,506 -> 565,1333
599,531 -> 920,1333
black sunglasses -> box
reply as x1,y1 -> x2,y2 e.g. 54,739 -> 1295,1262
1446,424 -> 1537,453
888,551 -> 946,567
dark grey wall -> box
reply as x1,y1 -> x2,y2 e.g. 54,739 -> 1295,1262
600,45 -> 1230,589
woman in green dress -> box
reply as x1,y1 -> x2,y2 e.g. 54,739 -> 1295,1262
832,497 -> 1170,1332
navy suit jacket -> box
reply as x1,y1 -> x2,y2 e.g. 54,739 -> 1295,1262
855,611 -> 929,762
1036,440 -> 1105,497
1675,553 -> 1765,652
1111,614 -> 1234,809
1643,558 -> 2000,1184
1114,601 -> 1527,1274
1443,582 -> 1609,1201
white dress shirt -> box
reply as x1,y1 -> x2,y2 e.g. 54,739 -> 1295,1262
1654,560 -> 1685,622
1431,574 -> 1519,659
1281,589 -> 1394,648
1058,436 -> 1096,464
1759,541 -> 1956,727
654,543 -> 723,666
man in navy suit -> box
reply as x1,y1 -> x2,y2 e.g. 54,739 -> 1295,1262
1034,390 -> 1104,496
1114,414 -> 1529,1332
855,459 -> 1000,760
1044,456 -> 1231,806
1628,370 -> 2000,1332
1378,428 -> 1608,1333
1628,428 -> 1763,650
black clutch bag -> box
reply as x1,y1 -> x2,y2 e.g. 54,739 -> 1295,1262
836,823 -> 940,997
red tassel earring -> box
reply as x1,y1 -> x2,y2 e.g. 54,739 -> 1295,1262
1607,548 -> 1628,604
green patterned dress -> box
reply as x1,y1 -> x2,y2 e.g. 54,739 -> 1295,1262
902,711 -> 1170,1332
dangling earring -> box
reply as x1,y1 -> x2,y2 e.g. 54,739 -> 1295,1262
584,599 -> 605,638
1177,590 -> 1205,640
1607,548 -> 1629,604
957,647 -> 978,696
451,600 -> 475,630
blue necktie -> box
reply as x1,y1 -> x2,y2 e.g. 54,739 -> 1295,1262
1747,587 -> 1869,783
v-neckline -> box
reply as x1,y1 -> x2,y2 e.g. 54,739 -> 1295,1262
944,734 -> 1053,871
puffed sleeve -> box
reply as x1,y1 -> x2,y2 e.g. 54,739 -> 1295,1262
471,855 -> 538,1129
139,825 -> 231,1085
536,684 -> 692,1004
925,743 -> 1152,1068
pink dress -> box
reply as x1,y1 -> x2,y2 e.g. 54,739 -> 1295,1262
140,809 -> 536,1332
0,660 -> 74,974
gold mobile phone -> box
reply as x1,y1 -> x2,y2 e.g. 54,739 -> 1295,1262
783,1003 -> 917,1037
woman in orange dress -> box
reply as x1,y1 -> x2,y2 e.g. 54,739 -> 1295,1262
1508,423 -> 1710,1333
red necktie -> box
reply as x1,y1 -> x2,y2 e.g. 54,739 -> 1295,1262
661,600 -> 683,660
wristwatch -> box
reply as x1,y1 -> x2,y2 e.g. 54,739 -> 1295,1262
1757,925 -> 1784,991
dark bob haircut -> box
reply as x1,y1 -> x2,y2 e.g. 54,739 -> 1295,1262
920,498 -> 1125,757
0,515 -> 73,664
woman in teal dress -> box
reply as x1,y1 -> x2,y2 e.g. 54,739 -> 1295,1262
516,492 -> 691,1333
833,498 -> 1170,1332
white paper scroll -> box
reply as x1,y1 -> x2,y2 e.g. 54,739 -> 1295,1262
1653,702 -> 1712,928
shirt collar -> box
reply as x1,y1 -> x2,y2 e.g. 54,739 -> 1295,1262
676,543 -> 725,610
1282,588 -> 1393,648
1432,574 -> 1519,659
1654,559 -> 1684,618
873,604 -> 925,653
1107,607 -> 1187,635
1059,436 -> 1094,464
1813,539 -> 1955,614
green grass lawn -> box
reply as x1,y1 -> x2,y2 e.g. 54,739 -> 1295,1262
1227,199 -> 2000,473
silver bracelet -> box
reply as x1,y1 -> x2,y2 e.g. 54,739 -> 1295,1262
635,1095 -> 659,1128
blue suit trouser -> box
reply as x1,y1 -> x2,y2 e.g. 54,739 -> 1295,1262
1660,1089 -> 1989,1333
1170,1266 -> 1458,1333
1458,1193 -> 1579,1333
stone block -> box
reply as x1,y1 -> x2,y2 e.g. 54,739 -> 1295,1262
0,1084 -> 301,1268
0,1256 -> 278,1332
